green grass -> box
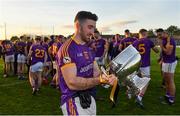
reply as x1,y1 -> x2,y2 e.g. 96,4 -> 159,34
0,48 -> 180,115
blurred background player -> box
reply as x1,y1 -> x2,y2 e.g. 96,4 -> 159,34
119,29 -> 137,52
132,29 -> 159,108
1,40 -> 8,77
50,35 -> 62,88
156,28 -> 177,105
92,29 -> 108,67
26,36 -> 34,75
16,36 -> 27,80
27,36 -> 47,95
42,36 -> 52,84
2,39 -> 15,77
108,34 -> 121,60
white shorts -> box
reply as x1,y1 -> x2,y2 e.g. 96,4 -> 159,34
61,96 -> 96,115
162,60 -> 177,73
17,54 -> 26,63
30,62 -> 44,73
53,61 -> 58,69
5,54 -> 14,63
140,66 -> 150,77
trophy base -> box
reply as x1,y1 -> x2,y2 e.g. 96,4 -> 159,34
125,72 -> 151,96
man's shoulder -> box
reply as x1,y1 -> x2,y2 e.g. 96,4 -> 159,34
61,39 -> 75,50
120,38 -> 126,43
133,39 -> 139,44
57,39 -> 75,57
170,37 -> 176,43
32,44 -> 43,49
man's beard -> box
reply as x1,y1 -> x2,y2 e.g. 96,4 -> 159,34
80,27 -> 90,43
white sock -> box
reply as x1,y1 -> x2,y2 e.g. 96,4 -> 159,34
137,95 -> 142,101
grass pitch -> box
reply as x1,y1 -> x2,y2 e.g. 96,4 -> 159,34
0,48 -> 179,115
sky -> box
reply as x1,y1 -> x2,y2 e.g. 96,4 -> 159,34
0,0 -> 180,39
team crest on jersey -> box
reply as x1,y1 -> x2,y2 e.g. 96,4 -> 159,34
63,57 -> 71,64
83,51 -> 89,59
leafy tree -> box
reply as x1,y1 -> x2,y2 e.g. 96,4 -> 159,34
147,29 -> 155,37
166,25 -> 180,36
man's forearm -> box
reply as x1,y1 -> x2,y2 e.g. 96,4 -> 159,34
70,76 -> 100,90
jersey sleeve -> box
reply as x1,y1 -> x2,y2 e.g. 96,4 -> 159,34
149,39 -> 155,48
56,42 -> 76,68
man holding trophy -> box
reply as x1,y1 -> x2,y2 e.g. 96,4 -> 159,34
57,11 -> 117,115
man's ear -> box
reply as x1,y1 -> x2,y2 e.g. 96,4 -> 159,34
75,21 -> 80,30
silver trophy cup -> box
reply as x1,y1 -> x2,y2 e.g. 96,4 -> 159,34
105,45 -> 150,96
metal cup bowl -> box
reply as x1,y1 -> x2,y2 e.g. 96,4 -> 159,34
109,45 -> 141,82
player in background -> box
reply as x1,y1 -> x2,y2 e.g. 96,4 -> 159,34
27,36 -> 47,95
119,29 -> 137,51
2,40 -> 15,77
93,29 -> 108,67
133,29 -> 159,108
50,35 -> 63,88
42,36 -> 52,84
16,36 -> 27,80
156,28 -> 177,105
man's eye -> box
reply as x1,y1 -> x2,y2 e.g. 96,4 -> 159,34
88,25 -> 94,29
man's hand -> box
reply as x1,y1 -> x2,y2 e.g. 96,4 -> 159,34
99,74 -> 109,84
108,74 -> 118,86
167,36 -> 170,42
99,74 -> 118,86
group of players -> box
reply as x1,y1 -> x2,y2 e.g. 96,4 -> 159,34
99,28 -> 177,108
0,35 -> 66,91
0,11 -> 178,115
108,28 -> 177,107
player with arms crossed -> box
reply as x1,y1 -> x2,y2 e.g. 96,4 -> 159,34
156,28 -> 177,105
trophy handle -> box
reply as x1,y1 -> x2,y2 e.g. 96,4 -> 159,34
109,79 -> 120,107
101,66 -> 120,107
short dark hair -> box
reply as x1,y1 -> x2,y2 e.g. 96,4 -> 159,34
139,29 -> 147,34
125,29 -> 130,33
58,35 -> 64,39
74,11 -> 98,23
20,35 -> 24,40
50,35 -> 54,40
35,36 -> 42,41
44,37 -> 49,42
27,36 -> 31,40
156,28 -> 164,33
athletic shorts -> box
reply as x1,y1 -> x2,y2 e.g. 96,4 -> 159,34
17,54 -> 26,63
30,62 -> 44,72
140,66 -> 150,77
162,60 -> 177,73
5,54 -> 14,63
61,96 -> 96,115
53,61 -> 58,69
